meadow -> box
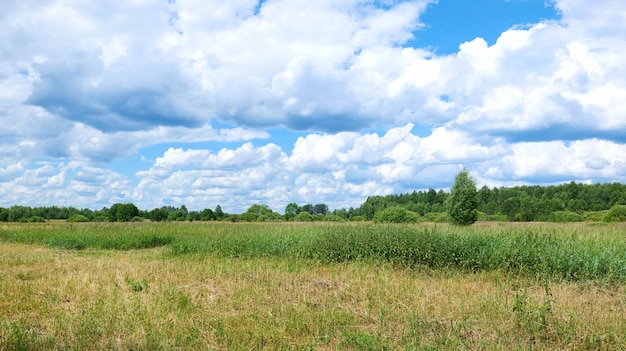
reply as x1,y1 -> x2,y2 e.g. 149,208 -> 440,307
1,221 -> 625,350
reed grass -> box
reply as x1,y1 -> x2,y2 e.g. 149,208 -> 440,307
2,221 -> 625,283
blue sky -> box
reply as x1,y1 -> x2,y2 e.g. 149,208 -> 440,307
1,0 -> 625,213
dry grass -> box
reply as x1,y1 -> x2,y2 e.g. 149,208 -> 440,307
1,240 -> 625,350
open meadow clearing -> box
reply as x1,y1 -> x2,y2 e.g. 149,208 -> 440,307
1,222 -> 625,350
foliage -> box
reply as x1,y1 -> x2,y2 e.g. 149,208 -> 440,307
604,205 -> 626,222
25,215 -> 46,223
108,203 -> 140,222
549,211 -> 583,223
583,211 -> 606,222
422,212 -> 450,223
284,202 -> 299,221
447,169 -> 478,226
293,212 -> 313,222
322,214 -> 345,222
372,206 -> 420,223
67,214 -> 90,222
149,207 -> 169,222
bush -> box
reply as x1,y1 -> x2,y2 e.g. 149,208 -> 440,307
67,214 -> 90,223
604,205 -> 626,222
293,212 -> 313,222
26,216 -> 46,223
483,214 -> 508,222
422,212 -> 450,223
322,214 -> 345,222
373,206 -> 420,223
349,216 -> 367,222
549,211 -> 583,223
583,211 -> 606,222
92,215 -> 108,222
131,216 -> 145,222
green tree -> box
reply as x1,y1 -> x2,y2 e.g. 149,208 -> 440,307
293,211 -> 313,222
108,203 -> 139,222
284,202 -> 299,221
447,169 -> 478,226
0,208 -> 8,222
215,205 -> 225,220
149,207 -> 169,222
200,208 -> 215,221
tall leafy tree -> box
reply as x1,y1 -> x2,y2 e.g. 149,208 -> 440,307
284,203 -> 299,221
447,169 -> 478,226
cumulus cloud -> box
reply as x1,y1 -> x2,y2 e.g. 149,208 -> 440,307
1,0 -> 626,211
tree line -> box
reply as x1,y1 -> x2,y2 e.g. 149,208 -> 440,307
1,181 -> 625,223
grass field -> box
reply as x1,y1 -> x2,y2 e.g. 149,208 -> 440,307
1,221 -> 625,350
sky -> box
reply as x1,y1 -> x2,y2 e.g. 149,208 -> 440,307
1,0 -> 625,214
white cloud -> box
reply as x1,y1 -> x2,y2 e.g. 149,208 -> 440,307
1,0 -> 626,212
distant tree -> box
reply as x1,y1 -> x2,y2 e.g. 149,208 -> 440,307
293,211 -> 313,222
447,169 -> 478,226
179,205 -> 189,218
313,204 -> 329,216
426,188 -> 437,204
0,208 -> 8,222
167,210 -> 185,221
215,205 -> 225,220
501,197 -> 520,221
109,203 -> 139,222
300,204 -> 314,214
284,203 -> 299,221
149,207 -> 169,222
200,208 -> 215,221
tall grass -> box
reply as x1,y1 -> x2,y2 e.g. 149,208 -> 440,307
166,222 -> 626,283
2,222 -> 625,282
0,222 -> 173,250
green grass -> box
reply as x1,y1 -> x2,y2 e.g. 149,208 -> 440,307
0,222 -> 173,250
2,221 -> 625,283
1,222 -> 626,350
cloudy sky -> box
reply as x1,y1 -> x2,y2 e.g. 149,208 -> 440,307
1,0 -> 625,213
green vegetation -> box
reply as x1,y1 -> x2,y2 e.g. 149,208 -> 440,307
1,181 -> 626,224
0,223 -> 173,251
604,204 -> 626,222
1,222 -> 626,350
372,206 -> 420,223
447,169 -> 479,225
1,222 -> 625,283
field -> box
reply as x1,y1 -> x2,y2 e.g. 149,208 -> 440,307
1,222 -> 625,350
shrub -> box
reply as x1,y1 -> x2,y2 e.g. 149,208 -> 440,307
373,206 -> 420,223
92,215 -> 108,222
423,212 -> 450,223
322,214 -> 345,222
583,211 -> 606,222
67,214 -> 90,223
483,214 -> 508,222
349,216 -> 367,222
293,212 -> 313,222
27,216 -> 46,223
549,211 -> 583,223
604,205 -> 626,222
131,216 -> 145,222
